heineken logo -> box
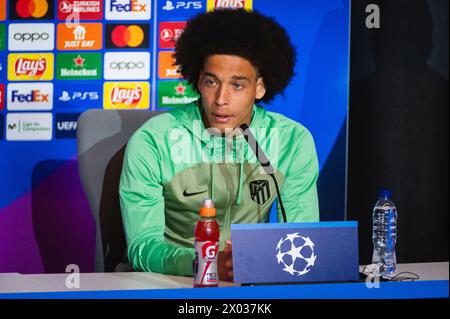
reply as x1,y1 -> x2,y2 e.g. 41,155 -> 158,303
158,81 -> 199,108
56,53 -> 101,80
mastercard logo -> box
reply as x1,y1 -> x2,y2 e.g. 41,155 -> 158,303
106,24 -> 149,49
10,0 -> 54,20
16,0 -> 49,18
111,25 -> 143,47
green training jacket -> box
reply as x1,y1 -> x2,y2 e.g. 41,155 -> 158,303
119,101 -> 319,276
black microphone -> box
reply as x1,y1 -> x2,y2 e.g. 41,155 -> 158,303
239,123 -> 287,223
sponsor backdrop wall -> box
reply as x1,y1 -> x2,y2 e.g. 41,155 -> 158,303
0,0 -> 350,273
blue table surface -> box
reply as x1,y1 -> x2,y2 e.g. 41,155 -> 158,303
0,280 -> 448,299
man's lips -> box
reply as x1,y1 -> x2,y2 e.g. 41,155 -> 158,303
211,113 -> 234,123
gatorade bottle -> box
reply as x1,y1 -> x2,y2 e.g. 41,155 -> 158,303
193,199 -> 220,288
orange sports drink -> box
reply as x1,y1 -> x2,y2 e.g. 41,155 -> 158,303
193,199 -> 220,288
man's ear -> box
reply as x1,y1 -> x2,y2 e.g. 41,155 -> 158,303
255,77 -> 266,100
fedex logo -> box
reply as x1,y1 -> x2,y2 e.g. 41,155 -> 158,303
11,90 -> 49,103
106,0 -> 151,20
110,0 -> 147,11
7,83 -> 53,110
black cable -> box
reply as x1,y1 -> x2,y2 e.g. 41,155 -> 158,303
239,123 -> 287,223
361,265 -> 420,282
270,173 -> 287,223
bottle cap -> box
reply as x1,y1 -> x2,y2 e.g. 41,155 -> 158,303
200,199 -> 216,217
378,189 -> 392,200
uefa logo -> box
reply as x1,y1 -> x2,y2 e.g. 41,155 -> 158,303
276,233 -> 317,276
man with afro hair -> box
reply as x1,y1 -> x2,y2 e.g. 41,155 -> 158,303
120,9 -> 319,282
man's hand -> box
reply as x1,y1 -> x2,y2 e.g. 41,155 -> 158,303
218,240 -> 233,282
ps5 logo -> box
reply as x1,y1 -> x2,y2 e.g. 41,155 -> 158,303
162,0 -> 202,10
59,90 -> 99,102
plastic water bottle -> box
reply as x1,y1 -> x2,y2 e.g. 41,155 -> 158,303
372,189 -> 398,277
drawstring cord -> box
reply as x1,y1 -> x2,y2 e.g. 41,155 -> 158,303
236,162 -> 244,205
210,161 -> 215,201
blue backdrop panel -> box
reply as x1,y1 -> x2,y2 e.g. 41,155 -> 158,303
0,0 -> 350,273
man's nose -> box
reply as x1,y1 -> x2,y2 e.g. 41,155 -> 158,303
215,85 -> 229,106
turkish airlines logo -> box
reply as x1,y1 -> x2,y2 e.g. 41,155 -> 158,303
57,23 -> 103,50
159,21 -> 186,49
7,83 -> 53,110
9,23 -> 55,51
106,0 -> 151,20
57,0 -> 102,20
0,84 -> 5,110
104,52 -> 150,80
207,0 -> 252,11
10,0 -> 55,20
8,53 -> 54,81
103,82 -> 149,109
106,24 -> 149,49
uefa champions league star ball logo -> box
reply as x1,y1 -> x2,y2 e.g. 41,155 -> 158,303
276,233 -> 317,276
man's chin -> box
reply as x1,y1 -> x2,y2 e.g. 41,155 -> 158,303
206,123 -> 235,134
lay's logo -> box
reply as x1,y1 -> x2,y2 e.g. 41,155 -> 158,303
104,82 -> 149,109
8,53 -> 54,81
207,0 -> 252,11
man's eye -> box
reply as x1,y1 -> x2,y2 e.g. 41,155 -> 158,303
205,79 -> 216,87
233,83 -> 244,89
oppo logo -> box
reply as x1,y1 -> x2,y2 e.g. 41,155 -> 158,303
104,52 -> 150,80
14,32 -> 50,42
8,23 -> 54,51
110,61 -> 145,70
